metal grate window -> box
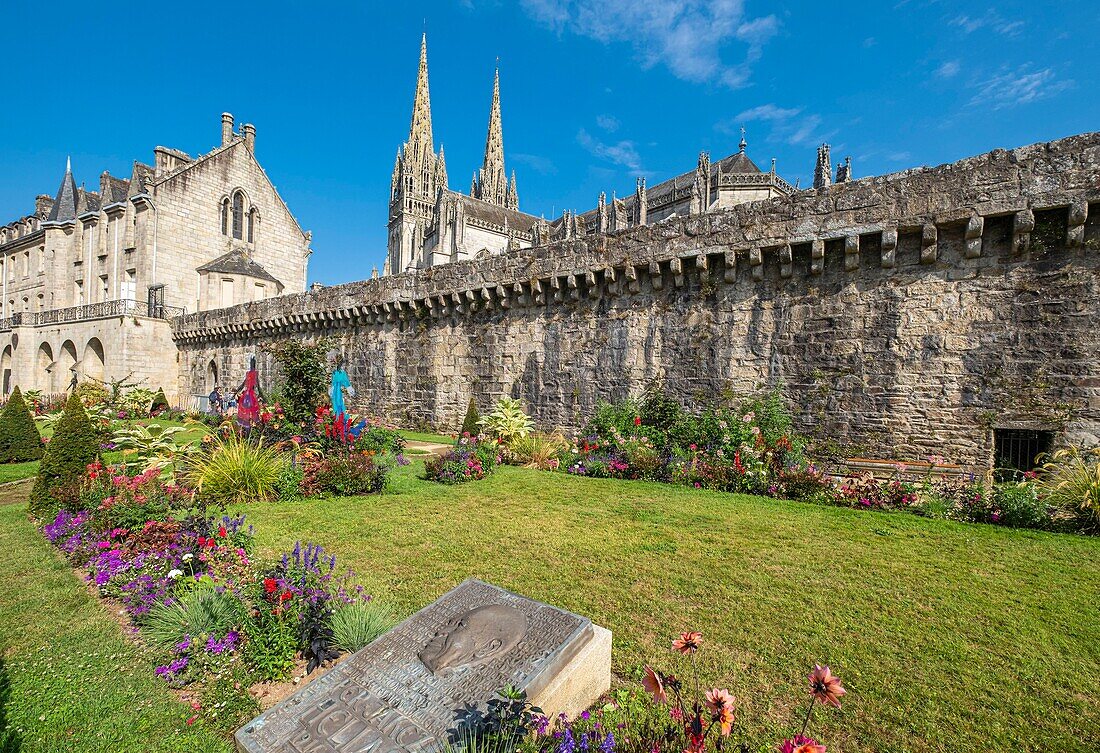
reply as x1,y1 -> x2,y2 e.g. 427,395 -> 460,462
994,429 -> 1053,473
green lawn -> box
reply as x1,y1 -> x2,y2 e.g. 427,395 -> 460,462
0,461 -> 38,484
0,487 -> 228,753
2,460 -> 1098,752
242,462 -> 1100,752
399,429 -> 455,445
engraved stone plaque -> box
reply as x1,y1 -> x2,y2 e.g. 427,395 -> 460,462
235,579 -> 612,753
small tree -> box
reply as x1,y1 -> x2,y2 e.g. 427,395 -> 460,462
30,392 -> 100,516
460,397 -> 481,437
265,339 -> 333,426
151,388 -> 170,414
0,387 -> 44,463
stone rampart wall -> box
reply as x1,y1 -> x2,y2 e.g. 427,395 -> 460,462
172,133 -> 1100,468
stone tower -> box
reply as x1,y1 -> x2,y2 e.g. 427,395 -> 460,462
471,69 -> 518,210
387,34 -> 447,274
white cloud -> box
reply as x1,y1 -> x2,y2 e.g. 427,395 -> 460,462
521,0 -> 779,88
729,103 -> 830,147
595,114 -> 619,132
576,128 -> 643,172
951,10 -> 1024,36
969,65 -> 1074,109
935,60 -> 961,79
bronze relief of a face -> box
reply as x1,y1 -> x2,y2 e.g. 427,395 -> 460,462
418,605 -> 527,675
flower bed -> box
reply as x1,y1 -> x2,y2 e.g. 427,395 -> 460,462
424,436 -> 501,484
35,461 -> 394,730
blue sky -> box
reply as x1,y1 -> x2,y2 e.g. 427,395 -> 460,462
1,0 -> 1095,285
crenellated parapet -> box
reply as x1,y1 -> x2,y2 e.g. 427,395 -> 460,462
173,131 -> 1100,345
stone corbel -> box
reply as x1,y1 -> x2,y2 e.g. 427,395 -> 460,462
567,274 -> 581,301
880,227 -> 897,268
550,276 -> 564,303
844,236 -> 859,271
723,251 -> 736,284
1013,209 -> 1034,254
921,224 -> 938,264
669,257 -> 685,287
964,213 -> 984,259
531,278 -> 545,306
779,243 -> 793,279
625,265 -> 640,294
1067,200 -> 1088,250
749,247 -> 763,282
514,282 -> 529,307
649,261 -> 664,291
496,284 -> 511,309
810,239 -> 824,276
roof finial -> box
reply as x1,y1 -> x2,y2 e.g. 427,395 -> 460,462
66,155 -> 72,173
739,125 -> 747,153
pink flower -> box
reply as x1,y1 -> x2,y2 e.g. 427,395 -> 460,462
672,631 -> 702,655
779,736 -> 826,753
808,665 -> 846,708
642,665 -> 666,703
704,688 -> 735,736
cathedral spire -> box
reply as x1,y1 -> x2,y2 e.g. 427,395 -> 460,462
472,67 -> 513,208
406,33 -> 434,160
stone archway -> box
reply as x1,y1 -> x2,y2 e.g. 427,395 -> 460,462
82,338 -> 106,382
206,359 -> 219,392
60,340 -> 78,391
37,342 -> 54,393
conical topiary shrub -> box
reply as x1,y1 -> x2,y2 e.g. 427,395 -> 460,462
0,386 -> 44,463
30,391 -> 100,516
151,388 -> 170,415
460,397 -> 480,438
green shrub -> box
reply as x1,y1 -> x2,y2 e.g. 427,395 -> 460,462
460,397 -> 481,437
74,380 -> 110,407
355,426 -> 406,455
186,431 -> 288,506
265,339 -> 332,426
117,387 -> 156,416
142,585 -> 242,645
1040,447 -> 1100,534
993,481 -> 1050,530
243,608 -> 298,681
478,398 -> 533,442
329,601 -> 396,653
30,392 -> 99,516
151,388 -> 170,414
300,453 -> 389,497
0,386 -> 44,463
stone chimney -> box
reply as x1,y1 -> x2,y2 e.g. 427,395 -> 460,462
35,194 -> 54,218
221,112 -> 234,146
242,123 -> 256,154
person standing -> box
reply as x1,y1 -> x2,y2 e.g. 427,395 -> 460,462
234,356 -> 265,429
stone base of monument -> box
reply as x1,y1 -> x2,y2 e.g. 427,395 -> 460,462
235,579 -> 612,753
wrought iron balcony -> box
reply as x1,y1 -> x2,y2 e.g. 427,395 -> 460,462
0,299 -> 185,332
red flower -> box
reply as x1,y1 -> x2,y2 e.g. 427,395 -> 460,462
808,665 -> 846,709
279,591 -> 293,602
218,526 -> 227,538
186,715 -> 198,726
672,631 -> 702,654
197,537 -> 207,547
634,416 -> 642,426
263,578 -> 277,594
779,737 -> 826,753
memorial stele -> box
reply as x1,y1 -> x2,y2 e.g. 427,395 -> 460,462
235,579 -> 613,753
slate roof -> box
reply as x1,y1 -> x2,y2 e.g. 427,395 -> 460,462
102,176 -> 130,206
449,191 -> 540,232
197,248 -> 282,285
45,166 -> 79,223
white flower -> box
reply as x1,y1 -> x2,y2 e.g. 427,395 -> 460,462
181,553 -> 194,562
167,569 -> 183,579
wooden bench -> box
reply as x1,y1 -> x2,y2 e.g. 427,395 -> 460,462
842,457 -> 968,481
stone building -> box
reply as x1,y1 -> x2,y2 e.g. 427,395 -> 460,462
0,113 -> 311,401
383,36 -> 795,274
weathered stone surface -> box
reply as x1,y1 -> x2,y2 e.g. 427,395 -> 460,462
175,132 -> 1100,469
235,580 -> 611,753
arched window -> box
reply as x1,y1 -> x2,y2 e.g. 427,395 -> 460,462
220,198 -> 230,235
247,208 -> 257,243
231,191 -> 244,240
